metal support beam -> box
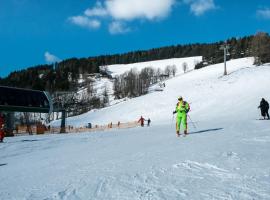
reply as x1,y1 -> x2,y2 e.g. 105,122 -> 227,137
60,110 -> 66,133
220,43 -> 230,76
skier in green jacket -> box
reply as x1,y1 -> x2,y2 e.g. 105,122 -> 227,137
173,96 -> 190,137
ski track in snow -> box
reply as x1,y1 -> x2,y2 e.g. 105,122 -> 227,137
243,136 -> 270,143
19,123 -> 270,200
42,159 -> 270,200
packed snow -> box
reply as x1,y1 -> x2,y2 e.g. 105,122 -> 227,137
1,57 -> 270,200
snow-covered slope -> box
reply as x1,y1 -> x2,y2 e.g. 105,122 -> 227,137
1,57 -> 270,200
51,57 -> 269,127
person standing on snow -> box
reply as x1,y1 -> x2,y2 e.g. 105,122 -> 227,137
258,98 -> 270,120
173,96 -> 190,137
0,113 -> 5,142
138,116 -> 145,127
147,118 -> 151,126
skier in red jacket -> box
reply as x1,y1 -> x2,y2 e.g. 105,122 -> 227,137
0,113 -> 5,142
138,116 -> 145,127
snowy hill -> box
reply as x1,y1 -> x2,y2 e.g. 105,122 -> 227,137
1,57 -> 270,199
76,56 -> 202,108
51,57 -> 268,127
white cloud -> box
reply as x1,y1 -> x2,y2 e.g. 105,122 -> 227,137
184,0 -> 217,16
105,0 -> 175,21
78,0 -> 176,34
45,52 -> 61,63
257,8 -> 270,19
109,21 -> 131,34
69,16 -> 101,29
84,1 -> 108,17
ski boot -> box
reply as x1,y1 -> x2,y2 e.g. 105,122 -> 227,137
176,130 -> 180,137
184,130 -> 188,137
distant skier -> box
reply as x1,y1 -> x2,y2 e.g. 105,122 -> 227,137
138,116 -> 145,127
258,98 -> 270,120
0,113 -> 5,142
173,96 -> 190,137
147,118 -> 151,126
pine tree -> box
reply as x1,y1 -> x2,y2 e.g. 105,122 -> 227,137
251,32 -> 270,65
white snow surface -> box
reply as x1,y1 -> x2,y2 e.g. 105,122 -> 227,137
106,56 -> 202,77
1,57 -> 270,199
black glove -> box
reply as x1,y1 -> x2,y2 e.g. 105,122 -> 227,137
173,111 -> 176,114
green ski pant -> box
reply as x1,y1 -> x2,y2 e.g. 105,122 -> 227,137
176,114 -> 187,132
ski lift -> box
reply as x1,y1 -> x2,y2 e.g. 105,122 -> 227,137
0,86 -> 52,113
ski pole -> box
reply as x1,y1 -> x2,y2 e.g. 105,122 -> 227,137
258,108 -> 262,120
187,114 -> 197,129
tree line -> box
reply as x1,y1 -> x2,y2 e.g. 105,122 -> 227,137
1,33 -> 269,91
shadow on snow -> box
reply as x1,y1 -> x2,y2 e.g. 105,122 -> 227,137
21,139 -> 39,142
189,128 -> 223,135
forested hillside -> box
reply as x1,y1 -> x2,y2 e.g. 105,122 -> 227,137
0,32 -> 269,118
1,33 -> 269,92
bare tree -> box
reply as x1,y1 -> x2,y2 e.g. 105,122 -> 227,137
172,64 -> 177,76
86,79 -> 94,97
140,67 -> 154,94
113,67 -> 157,99
125,69 -> 138,97
182,62 -> 188,73
154,68 -> 162,83
113,76 -> 122,99
102,86 -> 109,106
23,112 -> 33,135
165,65 -> 172,76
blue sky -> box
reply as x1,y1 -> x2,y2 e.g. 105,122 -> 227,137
0,0 -> 270,77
